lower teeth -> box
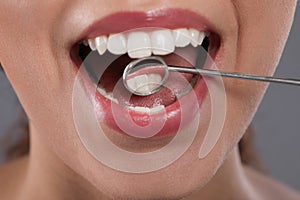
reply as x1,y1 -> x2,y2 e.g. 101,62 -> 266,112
128,105 -> 165,114
96,86 -> 166,114
96,86 -> 119,104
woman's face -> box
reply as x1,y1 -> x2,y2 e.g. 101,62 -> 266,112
0,0 -> 296,199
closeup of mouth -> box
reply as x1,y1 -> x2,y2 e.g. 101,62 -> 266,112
70,8 -> 221,138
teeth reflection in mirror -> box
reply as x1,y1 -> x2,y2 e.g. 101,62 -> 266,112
126,74 -> 162,94
126,78 -> 137,93
147,74 -> 162,91
134,74 -> 150,93
147,74 -> 162,85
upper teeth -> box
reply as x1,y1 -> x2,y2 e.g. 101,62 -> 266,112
86,28 -> 207,59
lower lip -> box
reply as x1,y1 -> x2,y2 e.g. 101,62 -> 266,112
74,58 -> 208,138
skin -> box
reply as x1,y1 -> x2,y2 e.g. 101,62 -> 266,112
0,0 -> 299,200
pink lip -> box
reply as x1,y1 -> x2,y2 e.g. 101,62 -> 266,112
81,8 -> 218,40
75,8 -> 218,138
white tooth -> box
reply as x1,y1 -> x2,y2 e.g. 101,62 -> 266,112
131,106 -> 150,114
126,75 -> 150,93
97,87 -> 107,96
105,93 -> 119,104
95,36 -> 108,55
134,74 -> 149,93
147,74 -> 162,91
83,40 -> 88,46
127,32 -> 151,59
151,30 -> 175,55
150,105 -> 165,114
147,74 -> 162,85
126,78 -> 137,92
110,98 -> 119,104
88,39 -> 97,51
198,32 -> 205,46
189,29 -> 200,47
172,28 -> 191,47
107,33 -> 127,55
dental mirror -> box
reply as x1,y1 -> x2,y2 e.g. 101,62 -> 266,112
123,56 -> 169,96
123,56 -> 300,96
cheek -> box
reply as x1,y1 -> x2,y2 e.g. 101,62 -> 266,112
0,1 -> 69,118
218,0 -> 296,150
231,0 -> 296,106
234,0 -> 296,73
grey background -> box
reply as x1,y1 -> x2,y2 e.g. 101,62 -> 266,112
0,4 -> 299,192
0,70 -> 24,163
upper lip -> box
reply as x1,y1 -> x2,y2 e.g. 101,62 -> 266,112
76,8 -> 221,42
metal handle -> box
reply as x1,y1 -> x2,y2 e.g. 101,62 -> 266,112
168,65 -> 300,86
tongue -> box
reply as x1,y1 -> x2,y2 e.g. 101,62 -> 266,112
98,54 -> 196,108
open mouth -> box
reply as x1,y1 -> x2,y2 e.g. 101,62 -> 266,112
70,9 -> 221,138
